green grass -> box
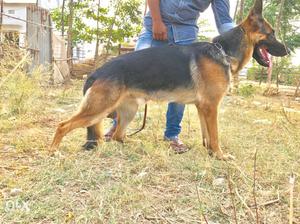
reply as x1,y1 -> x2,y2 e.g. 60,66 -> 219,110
1,78 -> 300,223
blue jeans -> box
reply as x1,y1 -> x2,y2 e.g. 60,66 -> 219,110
135,27 -> 194,139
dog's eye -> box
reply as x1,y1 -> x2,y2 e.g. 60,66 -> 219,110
266,32 -> 276,41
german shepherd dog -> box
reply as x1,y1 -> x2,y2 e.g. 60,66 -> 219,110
50,0 -> 289,160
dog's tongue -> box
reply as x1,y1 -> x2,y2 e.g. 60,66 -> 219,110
260,48 -> 270,67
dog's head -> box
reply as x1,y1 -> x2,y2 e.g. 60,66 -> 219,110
243,0 -> 290,67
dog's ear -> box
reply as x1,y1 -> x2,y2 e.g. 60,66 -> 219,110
246,0 -> 263,31
248,0 -> 263,18
252,0 -> 263,15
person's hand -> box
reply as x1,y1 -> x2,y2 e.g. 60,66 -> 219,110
152,20 -> 168,41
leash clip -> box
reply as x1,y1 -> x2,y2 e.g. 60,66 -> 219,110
214,42 -> 223,51
214,42 -> 227,55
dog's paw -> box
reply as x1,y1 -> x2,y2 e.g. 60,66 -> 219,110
48,146 -> 57,156
48,150 -> 64,159
111,136 -> 125,143
216,152 -> 235,161
208,149 -> 214,157
82,141 -> 98,151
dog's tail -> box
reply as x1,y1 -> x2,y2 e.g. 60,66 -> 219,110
83,75 -> 96,95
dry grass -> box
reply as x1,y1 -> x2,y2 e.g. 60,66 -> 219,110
0,48 -> 299,223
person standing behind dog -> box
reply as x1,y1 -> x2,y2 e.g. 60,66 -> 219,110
106,0 -> 235,153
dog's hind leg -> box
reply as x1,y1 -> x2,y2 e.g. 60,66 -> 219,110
112,98 -> 139,142
231,72 -> 239,93
50,81 -> 125,152
82,123 -> 103,150
50,113 -> 105,152
83,111 -> 117,150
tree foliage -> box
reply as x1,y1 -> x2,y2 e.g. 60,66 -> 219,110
51,0 -> 142,49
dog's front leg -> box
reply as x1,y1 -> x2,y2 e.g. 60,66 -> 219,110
198,103 -> 234,160
231,72 -> 239,93
195,105 -> 210,150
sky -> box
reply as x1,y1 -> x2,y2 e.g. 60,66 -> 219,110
199,0 -> 238,37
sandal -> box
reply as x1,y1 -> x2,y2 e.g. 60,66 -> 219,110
104,126 -> 117,141
165,137 -> 190,154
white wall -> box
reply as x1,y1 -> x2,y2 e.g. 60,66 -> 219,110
291,49 -> 300,66
40,0 -> 60,9
3,0 -> 59,9
2,4 -> 27,33
1,1 -> 59,34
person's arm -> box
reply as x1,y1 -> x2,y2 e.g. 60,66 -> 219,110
211,0 -> 235,34
147,0 -> 167,40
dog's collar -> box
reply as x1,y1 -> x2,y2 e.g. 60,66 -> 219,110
213,42 -> 227,56
239,26 -> 246,34
213,26 -> 245,56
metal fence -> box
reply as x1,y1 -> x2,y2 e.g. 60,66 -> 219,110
26,5 -> 52,70
0,3 -> 52,71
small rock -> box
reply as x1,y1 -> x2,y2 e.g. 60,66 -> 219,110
65,104 -> 77,109
213,177 -> 225,186
10,188 -> 22,196
52,108 -> 66,113
3,145 -> 14,151
208,221 -> 220,224
284,107 -> 300,114
253,101 -> 262,106
137,171 -> 148,178
8,116 -> 16,121
253,119 -> 272,125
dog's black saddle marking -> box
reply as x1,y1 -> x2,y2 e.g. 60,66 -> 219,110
84,42 -> 230,94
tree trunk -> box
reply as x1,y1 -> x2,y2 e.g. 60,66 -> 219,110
294,78 -> 300,97
105,14 -> 117,53
67,0 -> 74,75
94,0 -> 101,63
237,0 -> 245,23
143,0 -> 147,16
234,0 -> 240,22
0,0 -> 3,56
276,70 -> 280,88
61,0 -> 66,37
267,0 -> 285,90
0,0 -> 3,34
276,0 -> 286,34
266,56 -> 273,89
105,0 -> 120,53
259,67 -> 264,85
